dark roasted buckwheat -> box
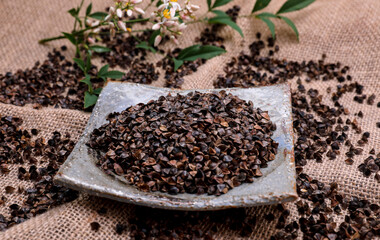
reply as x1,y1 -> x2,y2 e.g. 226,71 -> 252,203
88,91 -> 278,195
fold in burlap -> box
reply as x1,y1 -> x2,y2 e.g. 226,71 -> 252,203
0,0 -> 379,239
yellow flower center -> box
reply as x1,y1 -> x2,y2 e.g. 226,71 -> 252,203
170,0 -> 178,2
163,9 -> 171,19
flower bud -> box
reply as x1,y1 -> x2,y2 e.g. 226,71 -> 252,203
152,23 -> 161,30
93,28 -> 101,34
178,23 -> 187,31
127,9 -> 133,17
105,14 -> 111,21
131,0 -> 142,3
87,37 -> 96,44
86,19 -> 93,26
170,36 -> 179,45
117,21 -> 127,31
109,6 -> 115,14
191,4 -> 200,11
154,35 -> 162,47
164,21 -> 176,27
110,28 -> 116,38
180,13 -> 190,21
116,8 -> 123,18
135,7 -> 145,15
91,20 -> 100,27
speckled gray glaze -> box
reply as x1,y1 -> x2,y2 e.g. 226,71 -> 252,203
55,82 -> 296,211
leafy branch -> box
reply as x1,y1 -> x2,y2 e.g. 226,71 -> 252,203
38,0 -> 315,108
253,0 -> 314,40
40,0 -> 125,108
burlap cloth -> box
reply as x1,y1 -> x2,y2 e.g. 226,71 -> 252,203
0,0 -> 379,239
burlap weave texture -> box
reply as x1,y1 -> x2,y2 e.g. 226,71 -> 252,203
0,0 -> 379,239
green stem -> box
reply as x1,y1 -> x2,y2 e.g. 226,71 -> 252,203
131,29 -> 152,33
131,34 -> 142,43
187,11 -> 209,25
144,0 -> 155,11
124,18 -> 151,24
187,19 -> 207,25
38,35 -> 66,44
238,14 -> 254,18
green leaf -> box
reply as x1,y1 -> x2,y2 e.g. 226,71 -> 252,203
89,45 -> 111,53
208,17 -> 244,37
102,71 -> 125,79
207,0 -> 212,10
93,88 -> 103,95
86,53 -> 92,72
177,45 -> 226,61
148,30 -> 160,46
277,0 -> 315,14
86,3 -> 92,16
278,16 -> 299,40
89,12 -> 108,20
136,41 -> 157,53
211,10 -> 229,18
98,64 -> 109,77
177,45 -> 202,60
80,74 -> 92,86
62,32 -> 76,45
68,8 -> 78,17
172,58 -> 184,71
156,0 -> 163,7
252,0 -> 271,13
259,17 -> 276,39
212,0 -> 233,9
84,91 -> 98,108
256,12 -> 277,18
73,58 -> 86,72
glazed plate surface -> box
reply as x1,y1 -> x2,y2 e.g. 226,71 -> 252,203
55,82 -> 296,210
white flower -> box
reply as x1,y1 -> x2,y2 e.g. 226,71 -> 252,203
158,4 -> 167,11
126,9 -> 133,17
117,21 -> 127,31
159,0 -> 181,12
154,35 -> 162,46
170,8 -> 176,18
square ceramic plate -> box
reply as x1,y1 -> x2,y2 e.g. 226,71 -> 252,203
55,82 -> 296,210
